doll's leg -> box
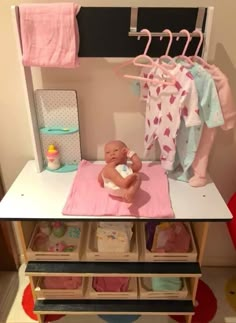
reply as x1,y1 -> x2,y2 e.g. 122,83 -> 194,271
123,174 -> 141,203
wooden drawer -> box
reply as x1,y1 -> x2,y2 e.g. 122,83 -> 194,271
139,222 -> 197,262
138,277 -> 189,299
86,277 -> 138,299
35,276 -> 85,299
85,222 -> 139,262
27,222 -> 84,262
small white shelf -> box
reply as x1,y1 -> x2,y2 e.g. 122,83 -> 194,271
0,160 -> 232,221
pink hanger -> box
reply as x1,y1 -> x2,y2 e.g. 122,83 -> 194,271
115,29 -> 176,85
113,29 -> 152,77
176,29 -> 194,67
132,29 -> 154,67
190,29 -> 211,68
159,29 -> 176,69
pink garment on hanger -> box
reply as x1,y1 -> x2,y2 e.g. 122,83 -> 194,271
19,3 -> 80,68
93,277 -> 130,292
43,276 -> 82,289
189,66 -> 236,187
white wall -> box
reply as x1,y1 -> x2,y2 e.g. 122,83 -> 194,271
0,0 -> 236,265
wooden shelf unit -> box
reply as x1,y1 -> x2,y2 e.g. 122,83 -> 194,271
14,219 -> 211,323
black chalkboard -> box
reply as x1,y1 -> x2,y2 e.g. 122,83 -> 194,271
77,8 -> 206,57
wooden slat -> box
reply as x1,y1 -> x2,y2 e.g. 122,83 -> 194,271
26,261 -> 201,277
34,299 -> 194,314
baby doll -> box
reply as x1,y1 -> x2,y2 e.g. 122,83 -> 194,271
98,140 -> 142,203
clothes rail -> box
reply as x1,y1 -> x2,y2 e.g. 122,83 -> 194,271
129,7 -> 206,33
128,32 -> 205,37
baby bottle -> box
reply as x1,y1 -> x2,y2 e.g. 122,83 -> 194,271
46,144 -> 61,170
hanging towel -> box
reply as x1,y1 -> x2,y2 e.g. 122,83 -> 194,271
19,3 -> 80,68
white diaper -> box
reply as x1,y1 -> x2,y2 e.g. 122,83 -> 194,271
103,164 -> 133,197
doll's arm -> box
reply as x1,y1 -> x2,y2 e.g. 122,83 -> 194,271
103,165 -> 136,189
127,150 -> 142,173
98,170 -> 104,187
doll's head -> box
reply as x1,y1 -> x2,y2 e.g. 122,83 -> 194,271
104,140 -> 127,165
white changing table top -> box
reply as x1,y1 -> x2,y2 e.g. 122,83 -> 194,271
0,160 -> 232,221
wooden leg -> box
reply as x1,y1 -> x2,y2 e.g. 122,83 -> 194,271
189,277 -> 199,302
191,222 -> 209,265
37,314 -> 45,323
185,314 -> 192,323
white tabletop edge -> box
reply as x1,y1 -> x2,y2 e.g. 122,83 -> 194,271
0,160 -> 232,221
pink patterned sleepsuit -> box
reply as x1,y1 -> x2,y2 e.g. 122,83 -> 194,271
144,64 -> 201,171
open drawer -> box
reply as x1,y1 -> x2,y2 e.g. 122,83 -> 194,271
85,222 -> 139,262
138,277 -> 189,299
26,221 -> 84,261
86,277 -> 138,299
139,222 -> 197,262
35,276 -> 85,299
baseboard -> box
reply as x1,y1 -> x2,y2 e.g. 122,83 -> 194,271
225,317 -> 236,323
203,257 -> 236,267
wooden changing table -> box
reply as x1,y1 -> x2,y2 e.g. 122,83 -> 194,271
0,160 -> 232,323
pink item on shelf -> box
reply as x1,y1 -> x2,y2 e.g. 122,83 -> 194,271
152,222 -> 191,253
63,160 -> 174,218
43,276 -> 82,289
93,277 -> 130,292
48,242 -> 67,252
19,3 -> 80,68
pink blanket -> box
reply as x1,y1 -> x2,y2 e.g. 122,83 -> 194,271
19,3 -> 80,68
63,160 -> 174,218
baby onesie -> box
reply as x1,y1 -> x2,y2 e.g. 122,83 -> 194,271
173,63 -> 224,182
189,65 -> 236,187
144,64 -> 201,171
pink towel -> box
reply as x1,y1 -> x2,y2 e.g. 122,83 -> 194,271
19,3 -> 80,68
63,160 -> 174,218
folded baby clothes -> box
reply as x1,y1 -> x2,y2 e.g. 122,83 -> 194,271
151,277 -> 183,291
19,3 -> 80,68
151,222 -> 191,253
93,277 -> 130,292
43,276 -> 82,289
